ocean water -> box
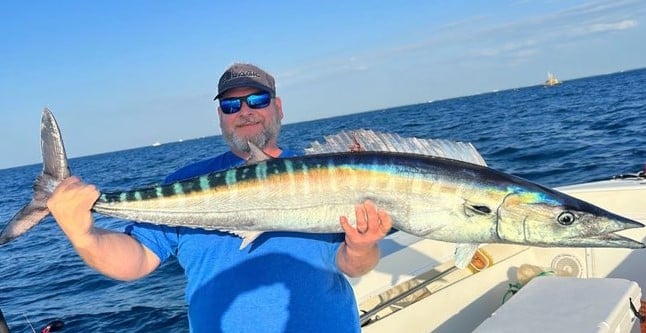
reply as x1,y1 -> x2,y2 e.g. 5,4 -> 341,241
1,68 -> 645,332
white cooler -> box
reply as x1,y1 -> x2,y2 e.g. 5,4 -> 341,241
473,276 -> 642,333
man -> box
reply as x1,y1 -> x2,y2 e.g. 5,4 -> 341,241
47,63 -> 392,332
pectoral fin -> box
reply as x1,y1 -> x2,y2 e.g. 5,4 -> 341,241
454,243 -> 479,268
222,230 -> 265,249
239,231 -> 264,249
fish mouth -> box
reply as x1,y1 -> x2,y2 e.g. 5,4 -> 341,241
564,232 -> 645,249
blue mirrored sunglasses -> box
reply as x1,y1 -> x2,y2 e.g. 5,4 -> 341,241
219,91 -> 272,114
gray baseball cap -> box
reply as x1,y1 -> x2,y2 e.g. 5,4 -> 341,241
214,63 -> 276,100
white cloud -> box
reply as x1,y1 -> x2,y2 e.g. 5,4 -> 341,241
566,19 -> 638,38
277,56 -> 372,89
472,40 -> 538,58
586,19 -> 638,33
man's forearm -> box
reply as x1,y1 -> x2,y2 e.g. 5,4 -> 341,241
71,227 -> 159,281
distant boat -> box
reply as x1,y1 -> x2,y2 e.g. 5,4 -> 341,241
152,141 -> 161,147
544,72 -> 562,87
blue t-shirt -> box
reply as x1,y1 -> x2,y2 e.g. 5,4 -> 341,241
126,150 -> 360,333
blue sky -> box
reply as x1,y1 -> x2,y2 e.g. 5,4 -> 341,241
1,1 -> 644,169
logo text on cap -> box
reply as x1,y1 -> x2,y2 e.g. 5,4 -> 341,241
225,71 -> 262,82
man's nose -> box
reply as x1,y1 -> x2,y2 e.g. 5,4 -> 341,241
239,102 -> 255,115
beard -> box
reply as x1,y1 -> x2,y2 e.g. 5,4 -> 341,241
222,112 -> 282,153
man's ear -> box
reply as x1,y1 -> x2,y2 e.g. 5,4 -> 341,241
274,96 -> 284,120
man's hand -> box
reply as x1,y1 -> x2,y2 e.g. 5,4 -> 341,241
47,176 -> 100,247
337,200 -> 393,277
340,200 -> 392,252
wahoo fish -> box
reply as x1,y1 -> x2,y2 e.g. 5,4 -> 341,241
0,109 -> 644,268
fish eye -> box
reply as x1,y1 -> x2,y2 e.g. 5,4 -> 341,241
557,211 -> 576,225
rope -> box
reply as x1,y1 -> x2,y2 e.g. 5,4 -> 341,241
502,270 -> 555,304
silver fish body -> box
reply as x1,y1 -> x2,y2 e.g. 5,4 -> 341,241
1,109 -> 643,268
93,151 -> 644,248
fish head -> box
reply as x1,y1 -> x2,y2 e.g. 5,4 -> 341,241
495,188 -> 645,248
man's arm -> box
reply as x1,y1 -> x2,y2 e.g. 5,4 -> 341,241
337,200 -> 393,277
47,177 -> 160,281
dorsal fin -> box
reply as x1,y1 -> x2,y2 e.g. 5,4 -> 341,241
304,129 -> 487,166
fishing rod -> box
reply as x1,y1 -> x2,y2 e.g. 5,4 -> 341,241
359,266 -> 459,326
0,307 -> 64,333
0,308 -> 9,333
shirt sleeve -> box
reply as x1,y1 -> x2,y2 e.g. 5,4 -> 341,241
124,223 -> 179,263
327,233 -> 346,272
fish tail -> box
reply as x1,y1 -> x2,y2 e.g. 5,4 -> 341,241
0,108 -> 71,245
